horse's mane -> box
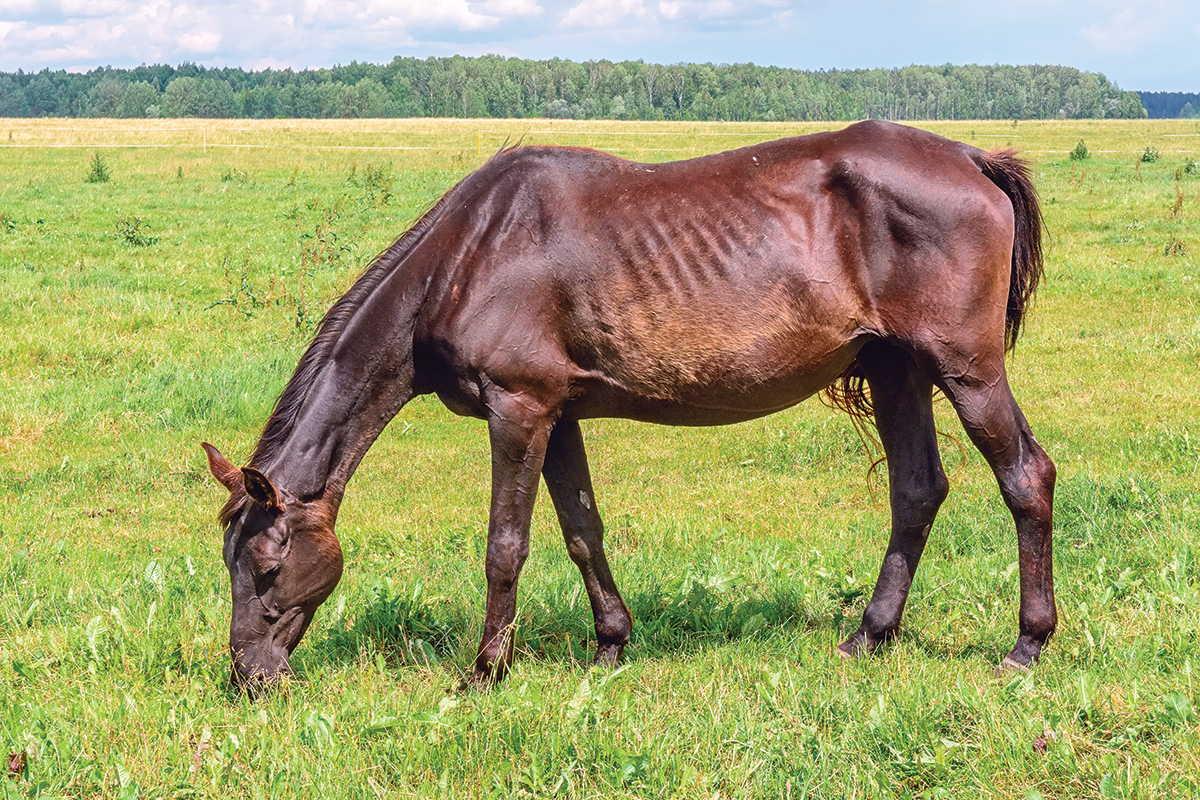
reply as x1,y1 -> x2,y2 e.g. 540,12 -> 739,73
243,150 -> 516,474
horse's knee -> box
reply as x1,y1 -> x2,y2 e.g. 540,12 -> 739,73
563,532 -> 592,566
485,536 -> 529,589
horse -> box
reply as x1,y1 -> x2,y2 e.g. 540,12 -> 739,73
203,119 -> 1055,689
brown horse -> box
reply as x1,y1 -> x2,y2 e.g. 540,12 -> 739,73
204,119 -> 1055,688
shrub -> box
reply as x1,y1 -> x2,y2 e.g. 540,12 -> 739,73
115,215 -> 159,247
85,152 -> 111,183
1069,140 -> 1089,161
1141,146 -> 1160,163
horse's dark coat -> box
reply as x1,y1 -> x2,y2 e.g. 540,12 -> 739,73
204,120 -> 1055,687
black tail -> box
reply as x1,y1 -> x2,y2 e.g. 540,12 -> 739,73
977,149 -> 1046,352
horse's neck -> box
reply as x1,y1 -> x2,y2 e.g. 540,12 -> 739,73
258,277 -> 424,504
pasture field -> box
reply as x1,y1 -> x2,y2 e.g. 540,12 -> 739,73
1,117 -> 1198,799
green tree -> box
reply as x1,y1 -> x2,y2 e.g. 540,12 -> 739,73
117,81 -> 160,118
163,77 -> 235,117
0,76 -> 29,116
25,74 -> 62,116
87,78 -> 126,117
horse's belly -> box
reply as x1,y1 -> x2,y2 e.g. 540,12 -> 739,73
567,324 -> 862,425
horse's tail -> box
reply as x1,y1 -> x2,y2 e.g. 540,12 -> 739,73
976,149 -> 1046,353
822,148 -> 1045,424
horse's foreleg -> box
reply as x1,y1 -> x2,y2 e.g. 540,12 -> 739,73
471,391 -> 555,686
542,419 -> 632,667
839,346 -> 948,658
941,369 -> 1057,671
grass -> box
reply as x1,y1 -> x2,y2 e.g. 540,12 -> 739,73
1,117 -> 1199,799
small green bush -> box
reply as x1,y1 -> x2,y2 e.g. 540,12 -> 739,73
1141,146 -> 1160,163
85,151 -> 111,183
1069,140 -> 1089,161
115,215 -> 159,247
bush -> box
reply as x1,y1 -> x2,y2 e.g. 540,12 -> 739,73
1141,146 -> 1160,163
1069,140 -> 1089,161
85,152 -> 111,183
115,215 -> 159,247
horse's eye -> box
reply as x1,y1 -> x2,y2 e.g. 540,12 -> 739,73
252,562 -> 280,596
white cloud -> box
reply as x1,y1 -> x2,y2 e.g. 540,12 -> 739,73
659,0 -> 775,21
0,1 -> 41,17
563,0 -> 780,28
471,0 -> 542,16
561,0 -> 649,28
0,0 -> 133,18
178,28 -> 219,52
1079,6 -> 1166,54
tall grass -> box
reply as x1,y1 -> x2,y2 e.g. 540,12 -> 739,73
1,118 -> 1198,798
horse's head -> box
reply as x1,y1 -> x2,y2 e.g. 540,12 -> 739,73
202,443 -> 343,690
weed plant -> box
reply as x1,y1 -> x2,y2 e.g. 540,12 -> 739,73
115,215 -> 159,247
1,118 -> 1199,799
84,151 -> 111,183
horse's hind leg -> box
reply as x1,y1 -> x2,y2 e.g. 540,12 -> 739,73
542,419 -> 632,666
939,362 -> 1057,670
839,343 -> 949,657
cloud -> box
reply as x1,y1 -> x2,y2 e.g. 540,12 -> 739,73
1079,6 -> 1164,54
658,0 -> 779,21
561,0 -> 781,29
560,0 -> 649,28
293,0 -> 536,31
0,0 -> 132,20
0,0 -> 558,70
471,0 -> 542,15
178,28 -> 219,52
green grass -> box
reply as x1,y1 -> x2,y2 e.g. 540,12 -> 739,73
2,118 -> 1199,799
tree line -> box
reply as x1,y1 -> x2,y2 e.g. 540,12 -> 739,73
0,57 -> 1146,121
1137,92 -> 1200,119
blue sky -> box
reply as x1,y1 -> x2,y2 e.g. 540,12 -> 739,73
0,0 -> 1197,92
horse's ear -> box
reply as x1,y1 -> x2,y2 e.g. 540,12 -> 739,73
202,442 -> 242,493
242,467 -> 283,512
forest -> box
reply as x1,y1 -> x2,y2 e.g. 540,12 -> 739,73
0,56 -> 1147,121
1138,91 -> 1200,119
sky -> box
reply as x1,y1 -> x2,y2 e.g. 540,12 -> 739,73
0,0 -> 1197,92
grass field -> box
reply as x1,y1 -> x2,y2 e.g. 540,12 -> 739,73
1,117 -> 1198,799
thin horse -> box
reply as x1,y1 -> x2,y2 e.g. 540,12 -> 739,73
204,119 -> 1055,688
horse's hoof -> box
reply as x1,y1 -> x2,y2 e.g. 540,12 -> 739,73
836,628 -> 879,659
593,644 -> 623,667
994,655 -> 1029,678
458,669 -> 499,693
